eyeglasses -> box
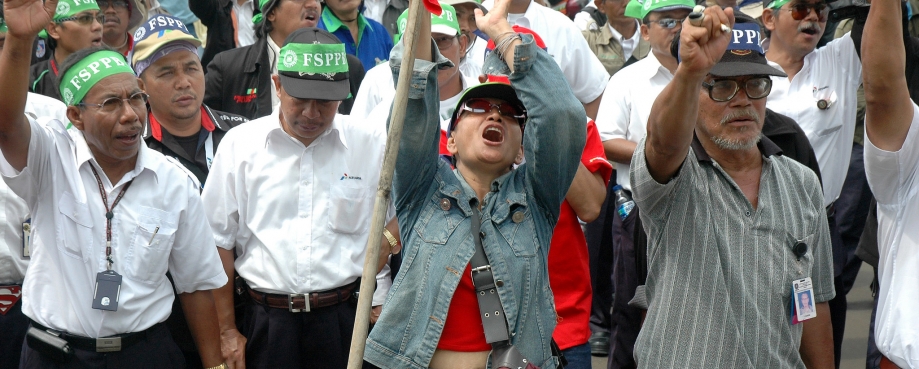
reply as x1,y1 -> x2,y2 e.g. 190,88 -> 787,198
78,92 -> 149,114
651,18 -> 685,29
701,77 -> 773,102
460,98 -> 527,123
434,35 -> 457,50
781,2 -> 829,21
97,0 -> 129,9
56,13 -> 106,25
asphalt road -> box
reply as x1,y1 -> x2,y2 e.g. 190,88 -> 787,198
591,262 -> 875,369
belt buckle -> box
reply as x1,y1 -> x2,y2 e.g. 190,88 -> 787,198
288,293 -> 310,313
96,337 -> 122,352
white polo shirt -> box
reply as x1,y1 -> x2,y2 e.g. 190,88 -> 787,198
0,93 -> 68,285
594,52 -> 673,191
0,117 -> 227,338
864,103 -> 919,369
481,0 -> 611,104
201,112 -> 392,305
766,33 -> 862,207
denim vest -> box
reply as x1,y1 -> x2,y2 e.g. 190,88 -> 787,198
364,36 -> 586,369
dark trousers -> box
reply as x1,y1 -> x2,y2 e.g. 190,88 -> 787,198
19,323 -> 185,368
607,206 -> 641,369
1,298 -> 29,369
244,298 -> 356,369
829,144 -> 872,368
586,180 -> 616,335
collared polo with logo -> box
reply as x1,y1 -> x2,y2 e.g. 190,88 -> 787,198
317,7 -> 394,71
630,135 -> 835,368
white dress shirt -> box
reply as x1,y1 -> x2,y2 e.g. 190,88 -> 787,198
233,0 -> 256,47
351,61 -> 478,123
0,94 -> 68,285
460,39 -> 487,80
573,2 -> 599,31
201,112 -> 392,304
608,20 -> 641,61
594,52 -> 673,191
0,117 -> 227,338
362,0 -> 388,25
864,103 -> 919,369
268,36 -> 281,114
481,0 -> 610,104
766,33 -> 862,207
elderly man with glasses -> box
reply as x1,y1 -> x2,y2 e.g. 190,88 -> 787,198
0,0 -> 231,367
632,8 -> 835,368
28,0 -> 104,101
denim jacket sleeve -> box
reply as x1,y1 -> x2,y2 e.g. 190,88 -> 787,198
482,35 -> 587,221
387,39 -> 454,213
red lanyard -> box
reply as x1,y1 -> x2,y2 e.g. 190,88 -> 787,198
89,165 -> 133,271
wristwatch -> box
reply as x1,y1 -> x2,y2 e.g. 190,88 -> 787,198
205,364 -> 228,369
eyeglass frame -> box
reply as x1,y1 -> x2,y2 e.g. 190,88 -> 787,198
434,34 -> 459,50
55,12 -> 106,25
648,17 -> 685,29
77,92 -> 150,114
779,1 -> 829,21
96,0 -> 130,10
700,77 -> 773,102
458,98 -> 528,125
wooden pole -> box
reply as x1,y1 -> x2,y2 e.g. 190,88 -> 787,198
346,0 -> 426,367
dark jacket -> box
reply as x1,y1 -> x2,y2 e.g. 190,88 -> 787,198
762,108 -> 822,183
29,59 -> 63,102
143,104 -> 248,185
190,0 -> 249,70
204,36 -> 366,120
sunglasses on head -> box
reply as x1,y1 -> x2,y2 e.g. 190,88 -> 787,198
782,2 -> 829,21
459,98 -> 527,124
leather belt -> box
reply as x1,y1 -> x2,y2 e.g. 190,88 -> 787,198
248,281 -> 358,313
30,320 -> 159,353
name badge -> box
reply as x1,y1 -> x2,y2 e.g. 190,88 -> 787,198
791,277 -> 816,324
21,219 -> 31,258
92,270 -> 123,312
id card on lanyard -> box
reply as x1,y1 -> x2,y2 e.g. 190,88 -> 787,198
22,218 -> 31,258
204,131 -> 214,170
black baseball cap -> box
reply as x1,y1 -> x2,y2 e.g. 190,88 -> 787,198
277,28 -> 351,100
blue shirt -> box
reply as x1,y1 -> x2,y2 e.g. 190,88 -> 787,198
318,7 -> 394,71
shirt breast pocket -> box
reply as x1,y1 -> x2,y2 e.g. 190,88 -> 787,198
328,184 -> 372,235
57,193 -> 94,261
126,207 -> 178,284
495,204 -> 538,258
413,195 -> 464,245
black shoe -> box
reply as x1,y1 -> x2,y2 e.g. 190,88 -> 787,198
589,331 -> 610,356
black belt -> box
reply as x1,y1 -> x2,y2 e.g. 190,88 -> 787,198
29,320 -> 159,352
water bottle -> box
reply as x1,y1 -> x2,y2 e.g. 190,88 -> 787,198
613,185 -> 635,220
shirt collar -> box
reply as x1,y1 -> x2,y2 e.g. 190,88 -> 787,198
266,111 -> 349,149
321,7 -> 370,35
74,131 -> 159,184
637,52 -> 672,80
143,106 -> 219,141
690,133 -> 783,163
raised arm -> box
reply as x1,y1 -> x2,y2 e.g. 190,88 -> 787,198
863,0 -> 913,151
188,0 -> 222,26
0,0 -> 56,171
644,6 -> 734,183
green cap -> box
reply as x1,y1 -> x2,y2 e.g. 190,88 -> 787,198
640,0 -> 694,18
60,50 -> 135,106
1,14 -> 7,33
53,0 -> 101,22
252,0 -> 273,24
624,0 -> 645,18
766,0 -> 792,9
394,3 -> 460,43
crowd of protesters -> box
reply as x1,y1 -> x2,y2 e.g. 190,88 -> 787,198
0,0 -> 916,367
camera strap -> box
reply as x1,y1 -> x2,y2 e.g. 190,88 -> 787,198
469,204 -> 533,369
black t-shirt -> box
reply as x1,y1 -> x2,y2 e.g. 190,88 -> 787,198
173,133 -> 199,161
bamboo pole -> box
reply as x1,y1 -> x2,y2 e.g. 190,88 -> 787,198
346,0 -> 427,366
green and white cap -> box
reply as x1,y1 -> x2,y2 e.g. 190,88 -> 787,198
640,0 -> 694,18
1,11 -> 7,33
54,0 -> 101,22
624,0 -> 645,18
395,3 -> 460,43
765,0 -> 792,9
277,28 -> 350,101
60,50 -> 136,106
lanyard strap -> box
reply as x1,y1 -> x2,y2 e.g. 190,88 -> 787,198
203,131 -> 214,170
89,165 -> 134,271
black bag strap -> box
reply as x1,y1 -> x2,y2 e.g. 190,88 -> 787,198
469,203 -> 510,343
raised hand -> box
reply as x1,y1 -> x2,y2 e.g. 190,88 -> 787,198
474,0 -> 514,41
678,6 -> 735,77
2,0 -> 59,38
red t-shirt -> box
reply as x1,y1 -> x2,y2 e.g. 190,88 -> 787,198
548,121 -> 612,349
436,121 -> 612,351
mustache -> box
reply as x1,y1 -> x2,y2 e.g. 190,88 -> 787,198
798,21 -> 821,33
720,108 -> 762,125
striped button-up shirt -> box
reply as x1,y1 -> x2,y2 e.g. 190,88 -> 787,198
630,136 -> 835,368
